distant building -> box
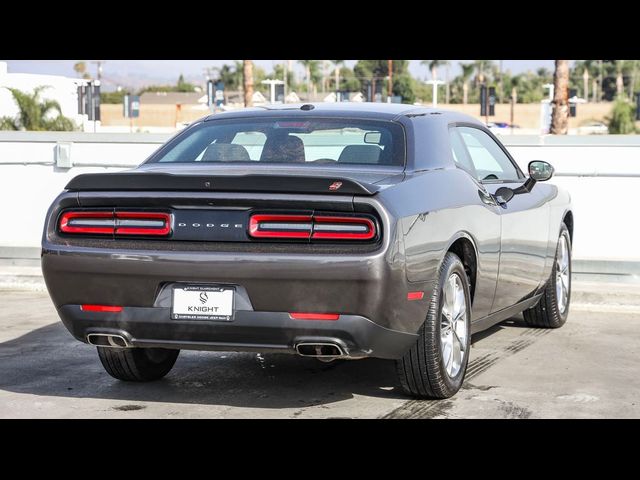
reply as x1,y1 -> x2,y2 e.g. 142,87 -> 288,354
0,61 -> 89,128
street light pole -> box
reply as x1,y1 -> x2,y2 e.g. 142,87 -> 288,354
425,79 -> 445,107
91,60 -> 105,81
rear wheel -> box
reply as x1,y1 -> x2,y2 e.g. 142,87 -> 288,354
97,347 -> 179,382
524,223 -> 571,328
396,252 -> 471,399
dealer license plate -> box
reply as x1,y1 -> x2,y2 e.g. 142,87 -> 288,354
171,285 -> 234,321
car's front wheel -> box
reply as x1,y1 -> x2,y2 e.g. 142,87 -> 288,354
524,223 -> 571,328
396,251 -> 471,399
97,347 -> 180,382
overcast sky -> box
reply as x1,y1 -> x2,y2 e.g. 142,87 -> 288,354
3,59 -> 559,90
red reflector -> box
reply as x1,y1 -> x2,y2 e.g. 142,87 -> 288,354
289,312 -> 340,321
81,304 -> 123,312
407,291 -> 425,301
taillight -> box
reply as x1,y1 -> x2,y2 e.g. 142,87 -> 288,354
115,212 -> 171,236
311,215 -> 375,240
248,214 -> 313,239
59,211 -> 115,235
59,211 -> 171,237
248,213 -> 377,241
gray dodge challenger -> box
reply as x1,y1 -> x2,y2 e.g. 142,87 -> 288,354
42,103 -> 573,399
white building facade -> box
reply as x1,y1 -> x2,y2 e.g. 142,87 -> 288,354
0,61 -> 93,130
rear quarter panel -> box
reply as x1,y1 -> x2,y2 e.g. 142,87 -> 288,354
376,168 -> 501,321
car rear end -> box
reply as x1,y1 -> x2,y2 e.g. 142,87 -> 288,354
41,112 -> 422,360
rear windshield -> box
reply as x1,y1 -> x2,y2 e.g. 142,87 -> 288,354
148,117 -> 405,167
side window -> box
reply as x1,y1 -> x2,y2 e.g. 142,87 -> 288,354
457,127 -> 521,182
449,128 -> 477,177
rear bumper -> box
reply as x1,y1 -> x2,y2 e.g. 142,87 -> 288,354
58,305 -> 418,359
41,192 -> 433,357
42,241 -> 433,335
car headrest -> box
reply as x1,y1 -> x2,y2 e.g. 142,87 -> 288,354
201,143 -> 251,162
338,145 -> 382,164
260,134 -> 306,163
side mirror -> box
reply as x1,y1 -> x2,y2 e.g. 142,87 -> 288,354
528,160 -> 554,181
494,160 -> 555,206
495,186 -> 514,204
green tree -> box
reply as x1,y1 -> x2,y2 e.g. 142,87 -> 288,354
139,74 -> 197,95
422,60 -> 447,81
607,96 -> 637,134
271,64 -> 296,90
460,62 -> 475,104
216,61 -> 243,90
334,67 -> 360,92
572,60 -> 636,102
176,74 -> 196,92
332,60 -> 345,91
353,60 -> 413,102
298,60 -> 322,93
100,90 -> 129,104
392,75 -> 416,104
73,61 -> 91,80
0,86 -> 76,131
473,60 -> 494,85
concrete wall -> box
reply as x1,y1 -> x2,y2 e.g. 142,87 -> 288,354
1,131 -> 639,265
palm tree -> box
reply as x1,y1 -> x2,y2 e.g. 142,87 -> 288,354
243,60 -> 254,107
421,60 -> 447,81
616,60 -> 625,96
473,60 -> 493,85
215,61 -> 244,91
298,60 -> 321,94
0,86 -> 76,131
550,60 -> 570,135
332,60 -> 345,92
440,60 -> 451,103
460,62 -> 474,104
73,61 -> 90,80
628,60 -> 638,99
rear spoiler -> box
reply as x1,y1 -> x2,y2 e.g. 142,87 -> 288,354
65,172 -> 379,195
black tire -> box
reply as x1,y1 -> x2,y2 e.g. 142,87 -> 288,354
97,347 -> 179,382
396,251 -> 472,399
523,223 -> 571,328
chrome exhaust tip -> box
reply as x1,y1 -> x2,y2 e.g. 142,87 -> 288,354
295,343 -> 345,358
87,333 -> 130,348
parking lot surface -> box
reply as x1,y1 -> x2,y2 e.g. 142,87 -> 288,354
0,291 -> 638,418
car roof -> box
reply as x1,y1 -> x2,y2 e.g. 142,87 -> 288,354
203,102 -> 483,126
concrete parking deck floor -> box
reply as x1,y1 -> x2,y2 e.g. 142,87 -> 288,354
0,291 -> 638,418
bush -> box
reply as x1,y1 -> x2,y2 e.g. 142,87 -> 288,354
607,97 -> 637,134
